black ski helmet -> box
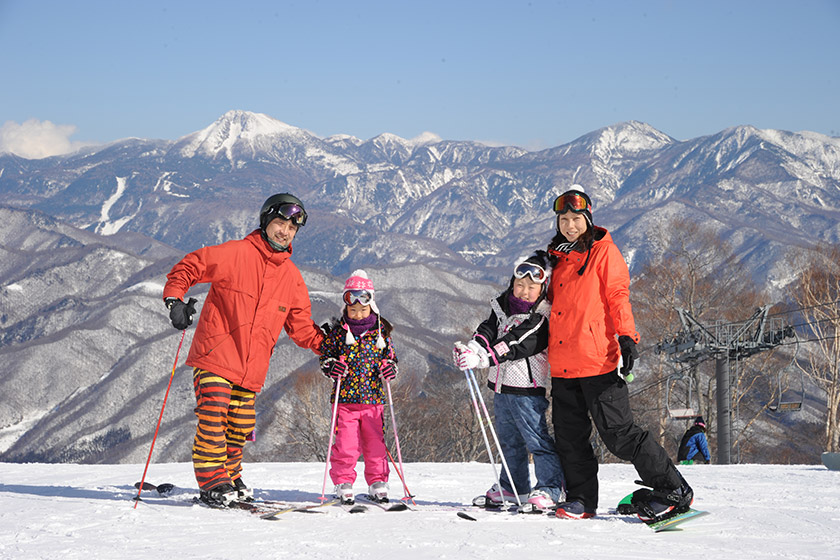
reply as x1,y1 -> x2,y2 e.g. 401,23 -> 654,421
259,193 -> 307,231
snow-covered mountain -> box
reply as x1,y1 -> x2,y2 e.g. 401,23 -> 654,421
0,204 -> 496,464
4,110 -> 837,285
1,111 -> 838,464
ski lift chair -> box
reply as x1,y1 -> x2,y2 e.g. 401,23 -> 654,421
768,339 -> 805,413
666,372 -> 699,419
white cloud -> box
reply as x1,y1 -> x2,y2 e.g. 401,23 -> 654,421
0,119 -> 93,159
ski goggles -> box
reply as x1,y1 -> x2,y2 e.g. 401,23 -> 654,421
513,262 -> 548,284
553,192 -> 591,214
266,202 -> 307,227
343,289 -> 373,306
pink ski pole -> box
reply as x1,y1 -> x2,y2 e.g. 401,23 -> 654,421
320,358 -> 345,502
133,329 -> 186,508
384,378 -> 413,503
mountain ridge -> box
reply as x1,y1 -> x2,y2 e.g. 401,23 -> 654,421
1,111 -> 838,464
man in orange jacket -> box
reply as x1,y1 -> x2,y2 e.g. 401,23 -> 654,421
163,193 -> 324,508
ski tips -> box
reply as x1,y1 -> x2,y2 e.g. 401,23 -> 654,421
133,481 -> 175,495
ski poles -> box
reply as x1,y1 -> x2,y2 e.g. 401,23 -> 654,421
384,378 -> 414,503
133,330 -> 186,508
465,368 -> 521,507
320,363 -> 344,502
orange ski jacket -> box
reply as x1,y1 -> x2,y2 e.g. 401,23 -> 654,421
547,227 -> 640,379
163,229 -> 324,392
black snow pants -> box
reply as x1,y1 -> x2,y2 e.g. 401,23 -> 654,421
551,371 -> 681,511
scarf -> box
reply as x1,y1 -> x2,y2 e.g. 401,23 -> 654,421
507,294 -> 535,316
344,311 -> 378,338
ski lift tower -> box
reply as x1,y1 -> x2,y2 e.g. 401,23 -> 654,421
656,306 -> 794,464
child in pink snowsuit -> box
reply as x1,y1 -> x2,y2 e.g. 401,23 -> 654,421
319,270 -> 398,505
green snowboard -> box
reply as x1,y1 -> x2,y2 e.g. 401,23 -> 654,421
616,492 -> 710,531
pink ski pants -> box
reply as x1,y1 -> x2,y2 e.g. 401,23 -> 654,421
329,403 -> 390,486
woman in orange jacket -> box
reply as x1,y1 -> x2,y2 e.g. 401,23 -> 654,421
546,187 -> 694,523
163,193 -> 324,508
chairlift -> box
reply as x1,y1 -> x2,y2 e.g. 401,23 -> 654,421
768,338 -> 805,413
666,371 -> 699,419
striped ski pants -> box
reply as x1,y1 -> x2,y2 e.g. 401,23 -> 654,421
192,368 -> 256,492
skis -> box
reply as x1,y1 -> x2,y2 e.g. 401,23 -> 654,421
133,481 -> 176,496
356,494 -> 410,512
258,499 -> 345,519
132,481 -> 362,517
132,480 -> 708,528
472,494 -> 539,514
341,503 -> 369,514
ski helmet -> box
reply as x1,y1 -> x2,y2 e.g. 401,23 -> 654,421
259,193 -> 308,230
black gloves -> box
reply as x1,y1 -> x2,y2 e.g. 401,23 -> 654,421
165,297 -> 197,330
378,359 -> 397,381
321,358 -> 347,380
618,335 -> 638,376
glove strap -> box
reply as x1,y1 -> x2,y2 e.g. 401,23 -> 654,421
474,334 -> 503,391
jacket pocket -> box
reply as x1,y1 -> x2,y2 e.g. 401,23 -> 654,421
588,319 -> 606,357
255,298 -> 289,340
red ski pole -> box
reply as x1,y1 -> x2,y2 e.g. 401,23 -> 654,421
386,446 -> 416,505
133,330 -> 186,508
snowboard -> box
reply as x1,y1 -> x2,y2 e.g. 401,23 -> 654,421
647,508 -> 710,532
616,492 -> 710,531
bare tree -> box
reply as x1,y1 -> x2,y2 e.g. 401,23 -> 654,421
632,217 -> 764,456
392,368 -> 491,462
790,243 -> 840,452
272,370 -> 333,461
269,359 -> 495,465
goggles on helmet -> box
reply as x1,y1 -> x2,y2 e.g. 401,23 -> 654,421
553,192 -> 591,214
343,289 -> 373,306
513,262 -> 548,284
266,202 -> 307,227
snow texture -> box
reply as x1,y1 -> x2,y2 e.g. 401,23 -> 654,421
0,461 -> 838,559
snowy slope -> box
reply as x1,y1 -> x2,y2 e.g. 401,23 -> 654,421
1,461 -> 838,559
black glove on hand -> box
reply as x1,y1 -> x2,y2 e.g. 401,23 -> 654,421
378,359 -> 397,381
618,335 -> 638,375
321,358 -> 347,380
166,297 -> 197,330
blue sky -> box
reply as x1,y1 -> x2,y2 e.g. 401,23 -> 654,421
0,0 -> 837,157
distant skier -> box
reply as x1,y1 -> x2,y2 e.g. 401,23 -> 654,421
453,251 -> 566,512
319,270 -> 398,505
678,416 -> 711,464
162,193 -> 324,508
545,186 -> 695,523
